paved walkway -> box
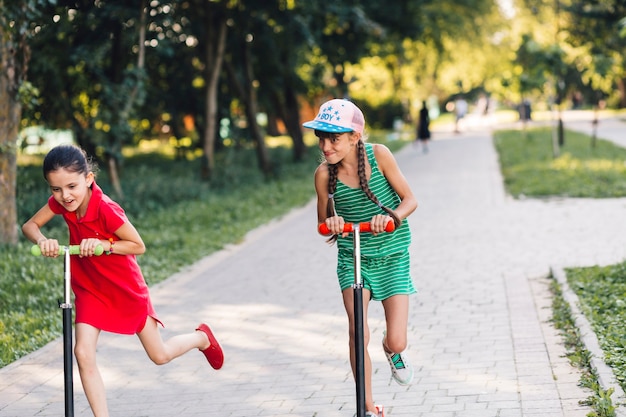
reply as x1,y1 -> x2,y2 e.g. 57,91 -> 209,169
2,114 -> 626,417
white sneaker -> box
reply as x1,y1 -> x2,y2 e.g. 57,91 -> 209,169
382,336 -> 414,385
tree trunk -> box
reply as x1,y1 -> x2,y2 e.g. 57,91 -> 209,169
281,85 -> 306,162
201,7 -> 227,180
225,42 -> 272,177
226,57 -> 272,177
619,77 -> 626,109
0,25 -> 21,245
240,38 -> 271,176
0,81 -> 20,246
101,0 -> 147,201
244,94 -> 272,176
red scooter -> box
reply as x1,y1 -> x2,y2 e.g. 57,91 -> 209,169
319,221 -> 394,417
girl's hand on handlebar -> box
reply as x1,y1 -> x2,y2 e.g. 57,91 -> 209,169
323,216 -> 348,237
370,214 -> 393,235
37,238 -> 59,258
79,238 -> 105,257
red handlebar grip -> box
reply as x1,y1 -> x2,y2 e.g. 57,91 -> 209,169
318,221 -> 394,236
318,223 -> 334,235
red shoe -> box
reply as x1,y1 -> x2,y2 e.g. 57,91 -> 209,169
196,323 -> 224,369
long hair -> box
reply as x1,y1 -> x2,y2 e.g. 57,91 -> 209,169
325,140 -> 400,243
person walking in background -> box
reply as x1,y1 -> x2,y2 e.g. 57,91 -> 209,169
415,100 -> 431,153
304,98 -> 418,417
454,96 -> 468,133
22,144 -> 224,417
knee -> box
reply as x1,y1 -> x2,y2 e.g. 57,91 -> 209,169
147,351 -> 171,366
74,344 -> 96,368
384,334 -> 407,354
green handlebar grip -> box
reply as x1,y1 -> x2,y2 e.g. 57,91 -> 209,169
31,244 -> 104,256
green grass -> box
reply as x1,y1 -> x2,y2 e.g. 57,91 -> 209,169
565,263 -> 626,395
494,128 -> 626,198
0,131 -> 409,368
550,277 -> 617,417
495,125 -> 626,415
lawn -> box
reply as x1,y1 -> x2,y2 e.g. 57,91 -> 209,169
495,125 -> 626,416
494,127 -> 626,198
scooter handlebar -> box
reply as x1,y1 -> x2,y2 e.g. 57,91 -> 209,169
318,221 -> 395,236
31,244 -> 104,257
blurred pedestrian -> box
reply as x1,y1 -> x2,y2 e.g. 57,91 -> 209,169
415,100 -> 431,153
454,96 -> 468,133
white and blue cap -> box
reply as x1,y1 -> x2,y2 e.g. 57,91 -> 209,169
303,99 -> 365,134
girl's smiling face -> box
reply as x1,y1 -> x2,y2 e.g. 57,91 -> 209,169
46,168 -> 94,215
317,131 -> 359,165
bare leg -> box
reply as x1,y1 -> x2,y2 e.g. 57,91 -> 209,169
74,323 -> 109,417
136,316 -> 209,365
342,288 -> 377,413
381,294 -> 410,354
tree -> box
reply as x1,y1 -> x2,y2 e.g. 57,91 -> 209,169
224,21 -> 272,177
302,1 -> 385,98
151,0 -> 230,180
24,1 -> 148,200
250,1 -> 309,162
0,0 -> 46,245
197,1 -> 228,179
566,0 -> 626,107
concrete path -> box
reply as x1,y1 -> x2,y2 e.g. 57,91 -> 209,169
2,114 -> 626,416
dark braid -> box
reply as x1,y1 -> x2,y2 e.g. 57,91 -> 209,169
327,163 -> 338,219
356,140 -> 401,228
326,163 -> 339,244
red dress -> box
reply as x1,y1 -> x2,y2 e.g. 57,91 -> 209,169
48,182 -> 161,334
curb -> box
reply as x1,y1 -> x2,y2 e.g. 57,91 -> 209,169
551,265 -> 626,416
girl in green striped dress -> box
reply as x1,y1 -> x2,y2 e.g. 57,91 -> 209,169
304,99 -> 418,417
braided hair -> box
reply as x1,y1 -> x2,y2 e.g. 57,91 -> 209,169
325,139 -> 400,243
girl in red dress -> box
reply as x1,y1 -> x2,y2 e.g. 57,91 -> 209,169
22,144 -> 223,416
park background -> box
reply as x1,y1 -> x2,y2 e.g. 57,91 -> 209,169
2,1 -> 626,415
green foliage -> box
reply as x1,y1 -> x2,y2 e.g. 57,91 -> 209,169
0,308 -> 63,367
515,33 -> 565,96
360,100 -> 405,130
565,0 -> 626,105
550,278 -> 617,417
566,262 -> 626,394
494,128 -> 626,198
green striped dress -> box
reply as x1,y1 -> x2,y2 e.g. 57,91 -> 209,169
334,142 -> 416,301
